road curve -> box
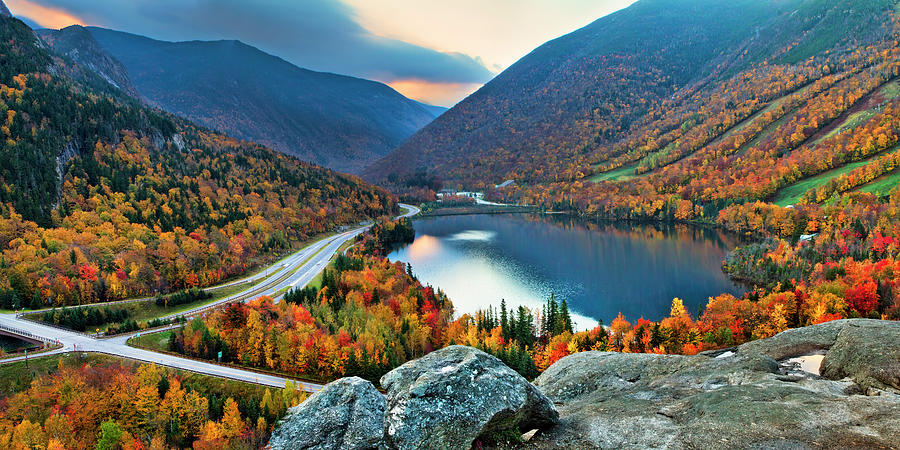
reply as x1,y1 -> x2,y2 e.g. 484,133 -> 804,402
0,204 -> 420,392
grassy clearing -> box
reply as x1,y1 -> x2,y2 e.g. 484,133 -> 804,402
589,84 -> 814,183
589,163 -> 638,182
807,81 -> 899,147
130,329 -> 174,352
0,353 -> 115,397
773,158 -> 876,206
856,169 -> 900,197
880,80 -> 900,100
818,109 -> 876,143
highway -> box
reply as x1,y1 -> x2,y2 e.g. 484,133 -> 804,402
0,204 -> 420,392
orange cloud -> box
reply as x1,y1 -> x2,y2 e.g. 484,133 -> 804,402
6,0 -> 83,29
387,79 -> 482,107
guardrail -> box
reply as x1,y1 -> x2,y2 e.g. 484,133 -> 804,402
0,323 -> 57,344
7,214 -> 389,345
155,230 -> 361,321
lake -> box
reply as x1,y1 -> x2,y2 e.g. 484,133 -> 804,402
387,214 -> 745,330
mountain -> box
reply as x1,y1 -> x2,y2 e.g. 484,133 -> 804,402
36,25 -> 139,98
0,11 -> 395,305
39,27 -> 441,174
413,101 -> 447,119
365,0 -> 898,191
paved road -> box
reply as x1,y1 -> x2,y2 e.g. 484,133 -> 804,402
0,204 -> 420,392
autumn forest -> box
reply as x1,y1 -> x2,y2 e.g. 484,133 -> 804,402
4,0 -> 900,448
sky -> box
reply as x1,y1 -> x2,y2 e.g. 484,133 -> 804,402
7,0 -> 636,106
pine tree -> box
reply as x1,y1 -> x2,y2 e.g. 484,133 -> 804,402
500,299 -> 509,340
546,294 -> 559,335
560,298 -> 573,333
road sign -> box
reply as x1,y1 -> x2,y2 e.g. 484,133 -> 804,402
218,351 -> 222,362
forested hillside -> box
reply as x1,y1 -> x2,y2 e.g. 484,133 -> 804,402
359,0 -> 900,362
37,27 -> 444,174
366,0 -> 898,192
0,13 -> 396,308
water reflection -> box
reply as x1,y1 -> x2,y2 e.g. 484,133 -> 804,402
406,234 -> 442,260
388,214 -> 745,331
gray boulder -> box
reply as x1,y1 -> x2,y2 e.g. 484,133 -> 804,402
380,345 -> 559,449
268,377 -> 385,450
822,319 -> 900,392
735,318 -> 900,392
735,318 -> 848,360
526,319 -> 900,449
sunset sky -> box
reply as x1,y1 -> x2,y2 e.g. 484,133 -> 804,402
8,0 -> 636,106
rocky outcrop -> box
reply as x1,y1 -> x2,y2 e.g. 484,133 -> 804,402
171,133 -> 186,152
268,377 -> 385,450
820,319 -> 900,392
0,1 -> 11,18
270,321 -> 900,449
737,319 -> 900,392
36,25 -> 140,98
529,319 -> 900,448
52,141 -> 80,208
734,317 -> 848,360
381,346 -> 559,449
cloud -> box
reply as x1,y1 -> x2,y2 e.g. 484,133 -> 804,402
387,79 -> 482,108
16,0 -> 495,87
6,0 -> 83,29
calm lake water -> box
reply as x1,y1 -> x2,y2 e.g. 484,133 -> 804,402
387,214 -> 745,330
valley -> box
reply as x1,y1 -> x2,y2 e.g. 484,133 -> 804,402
1,0 -> 900,448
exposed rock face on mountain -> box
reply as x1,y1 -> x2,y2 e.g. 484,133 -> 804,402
270,320 -> 900,449
530,319 -> 900,448
0,1 -> 11,18
268,377 -> 385,450
36,25 -> 139,98
381,345 -> 559,449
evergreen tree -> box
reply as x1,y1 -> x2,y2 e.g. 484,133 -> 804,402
29,291 -> 42,310
560,298 -> 573,333
500,299 -> 509,340
514,305 -> 534,348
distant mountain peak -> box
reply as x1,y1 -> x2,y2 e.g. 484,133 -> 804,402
78,27 -> 440,173
37,25 -> 140,98
0,1 -> 12,18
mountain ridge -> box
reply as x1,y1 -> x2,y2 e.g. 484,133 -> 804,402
41,25 -> 443,174
36,25 -> 139,98
364,0 -> 896,189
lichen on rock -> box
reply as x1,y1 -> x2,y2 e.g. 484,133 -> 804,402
268,376 -> 385,450
381,345 -> 559,449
